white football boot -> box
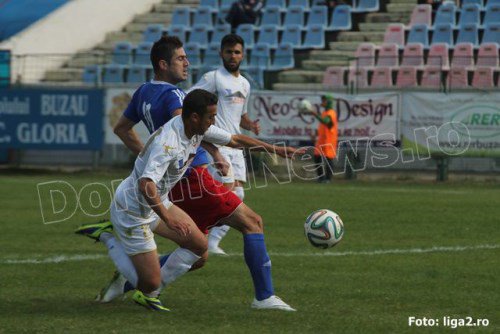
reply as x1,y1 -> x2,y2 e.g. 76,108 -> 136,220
251,295 -> 296,311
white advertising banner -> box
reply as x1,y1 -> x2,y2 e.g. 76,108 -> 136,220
104,88 -> 150,145
247,91 -> 400,142
402,92 -> 500,157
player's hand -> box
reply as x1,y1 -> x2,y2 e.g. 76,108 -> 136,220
212,151 -> 230,176
251,119 -> 261,135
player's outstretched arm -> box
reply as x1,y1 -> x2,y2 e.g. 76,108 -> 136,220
227,134 -> 303,159
114,115 -> 144,155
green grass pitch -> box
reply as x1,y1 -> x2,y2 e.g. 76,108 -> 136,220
0,171 -> 499,333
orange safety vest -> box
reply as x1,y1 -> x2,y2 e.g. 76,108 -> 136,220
315,109 -> 338,159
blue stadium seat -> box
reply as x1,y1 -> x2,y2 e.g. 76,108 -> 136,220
220,0 -> 234,10
193,6 -> 213,27
211,24 -> 231,44
185,43 -> 202,68
126,65 -> 149,84
302,24 -> 325,49
251,43 -> 271,68
243,67 -> 264,89
203,43 -> 221,68
328,5 -> 352,31
456,23 -> 479,46
270,43 -> 295,70
289,0 -> 310,9
482,22 -> 500,44
281,24 -> 302,48
103,64 -> 125,84
461,0 -> 483,7
257,25 -> 279,48
433,2 -> 457,28
236,24 -> 256,49
308,6 -> 328,28
488,0 -> 500,4
189,25 -> 210,49
200,0 -> 219,10
82,65 -> 100,85
171,7 -> 191,27
459,4 -> 481,29
134,42 -> 153,65
266,0 -> 286,8
261,6 -> 282,26
431,23 -> 454,47
216,7 -> 229,25
284,6 -> 305,27
407,24 -> 429,48
143,24 -> 164,43
169,25 -> 188,44
352,0 -> 379,13
484,4 -> 500,27
112,42 -> 133,65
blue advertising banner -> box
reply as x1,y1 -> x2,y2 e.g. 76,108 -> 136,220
0,88 -> 104,150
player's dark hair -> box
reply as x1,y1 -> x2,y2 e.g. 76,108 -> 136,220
220,33 -> 244,51
182,89 -> 218,120
150,35 -> 183,72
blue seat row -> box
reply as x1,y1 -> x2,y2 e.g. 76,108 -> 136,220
432,3 -> 500,29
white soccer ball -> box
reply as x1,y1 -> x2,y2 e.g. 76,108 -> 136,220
299,99 -> 313,112
304,209 -> 344,249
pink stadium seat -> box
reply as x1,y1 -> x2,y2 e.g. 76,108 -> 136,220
377,43 -> 399,68
472,67 -> 494,88
421,67 -> 443,88
476,43 -> 499,68
426,43 -> 450,70
401,43 -> 425,68
408,4 -> 432,27
451,43 -> 475,70
383,24 -> 405,48
322,66 -> 346,88
370,67 -> 393,88
396,66 -> 418,88
448,67 -> 469,88
348,67 -> 369,88
353,43 -> 376,68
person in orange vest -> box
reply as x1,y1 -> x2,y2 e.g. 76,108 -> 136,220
302,94 -> 338,183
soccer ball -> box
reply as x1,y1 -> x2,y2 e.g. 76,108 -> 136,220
298,99 -> 313,112
304,209 -> 344,249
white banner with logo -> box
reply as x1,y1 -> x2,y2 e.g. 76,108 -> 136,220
247,91 -> 400,142
104,88 -> 150,145
402,92 -> 500,157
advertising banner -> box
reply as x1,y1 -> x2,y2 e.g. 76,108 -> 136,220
402,92 -> 500,157
0,88 -> 104,149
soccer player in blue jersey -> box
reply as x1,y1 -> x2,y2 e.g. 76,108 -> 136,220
76,36 -> 296,311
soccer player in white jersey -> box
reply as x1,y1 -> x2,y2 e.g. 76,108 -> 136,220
189,34 -> 260,255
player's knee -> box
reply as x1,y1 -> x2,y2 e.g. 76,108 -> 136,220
190,252 -> 208,271
189,236 -> 208,256
243,212 -> 263,233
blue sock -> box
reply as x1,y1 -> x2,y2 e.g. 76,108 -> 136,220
123,254 -> 170,293
243,234 -> 274,301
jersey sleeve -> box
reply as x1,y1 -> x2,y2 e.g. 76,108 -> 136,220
203,125 -> 232,146
140,139 -> 176,184
162,88 -> 185,119
187,71 -> 216,94
122,87 -> 142,123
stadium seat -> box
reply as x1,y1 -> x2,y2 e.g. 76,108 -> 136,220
281,25 -> 303,48
236,24 -> 256,49
396,66 -> 418,88
211,24 -> 231,44
420,67 -> 443,88
303,25 -> 325,49
456,24 -> 479,46
384,24 -> 405,48
407,24 -> 429,48
459,4 -> 481,29
482,23 -> 500,44
348,67 -> 369,88
251,43 -> 271,68
408,4 -> 432,27
266,0 -> 286,8
290,0 -> 310,9
377,43 -> 399,68
370,67 -> 393,88
461,0 -> 483,7
353,43 -> 376,69
270,43 -> 295,70
322,66 -> 346,88
171,7 -> 191,27
476,43 -> 499,67
433,2 -> 457,28
134,42 -> 153,65
328,5 -> 352,31
188,25 -> 210,49
261,6 -> 282,26
257,25 -> 279,49
185,43 -> 202,68
169,25 -> 188,44
401,43 -> 425,68
488,0 -> 500,5
483,4 -> 500,27
103,64 -> 125,84
308,6 -> 328,28
203,43 -> 221,68
200,0 -> 219,10
220,0 -> 234,10
244,67 -> 264,89
112,42 -> 133,65
193,6 -> 213,27
431,23 -> 454,47
126,65 -> 149,84
82,65 -> 100,85
352,0 -> 380,13
448,67 -> 469,88
427,43 -> 450,70
472,67 -> 494,88
451,42 -> 475,70
216,7 -> 230,25
143,24 -> 164,43
284,6 -> 305,27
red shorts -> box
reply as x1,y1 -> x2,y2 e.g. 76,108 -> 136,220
169,166 -> 242,234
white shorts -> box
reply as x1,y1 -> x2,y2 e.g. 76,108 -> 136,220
208,146 -> 247,184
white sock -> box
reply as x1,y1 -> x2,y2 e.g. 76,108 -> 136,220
208,225 -> 230,250
100,232 -> 138,287
160,248 -> 200,288
233,186 -> 245,201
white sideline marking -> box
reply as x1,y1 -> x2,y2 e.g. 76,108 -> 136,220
1,244 -> 498,264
